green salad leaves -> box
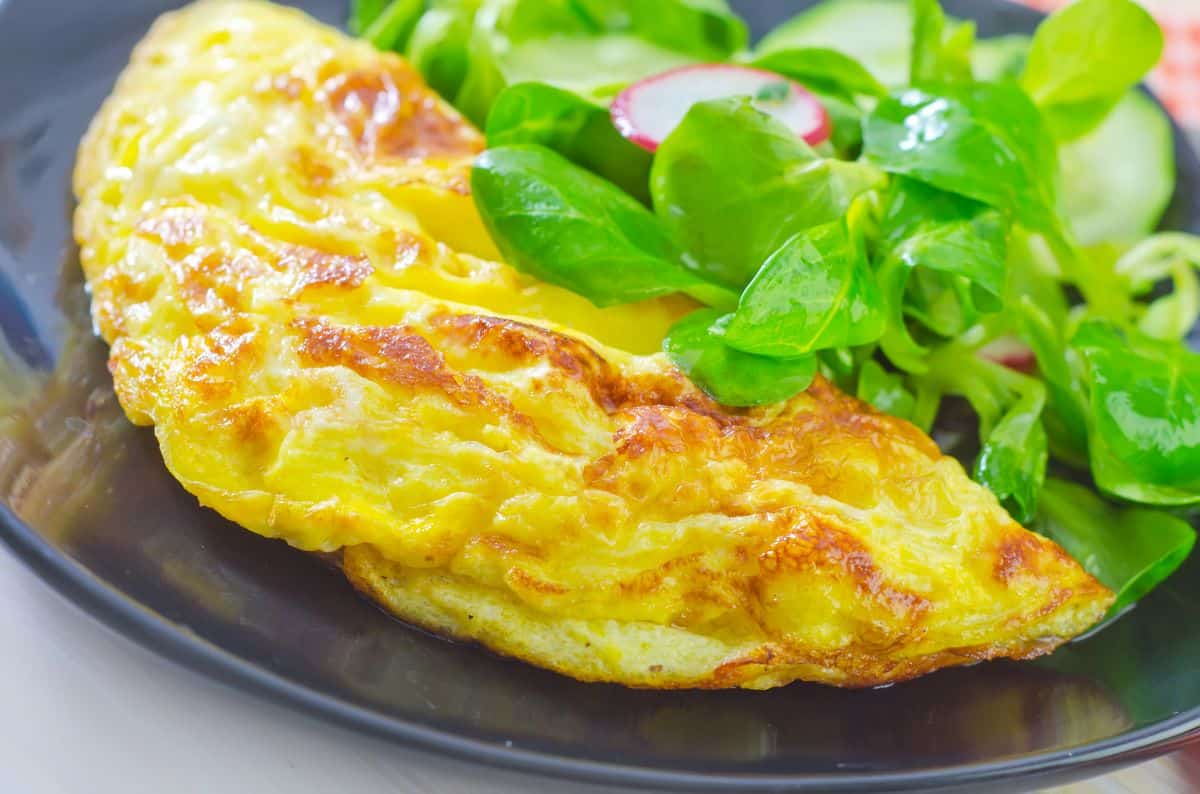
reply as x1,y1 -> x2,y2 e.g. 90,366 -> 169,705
1021,0 -> 1164,141
725,219 -> 885,357
471,145 -> 736,308
352,0 -> 1200,612
909,0 -> 973,85
651,98 -> 884,289
664,309 -> 818,406
485,82 -> 653,200
1036,479 -> 1196,615
863,82 -> 1058,233
749,47 -> 887,103
1072,321 -> 1200,506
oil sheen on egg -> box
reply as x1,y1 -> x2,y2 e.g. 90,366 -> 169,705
73,0 -> 1112,689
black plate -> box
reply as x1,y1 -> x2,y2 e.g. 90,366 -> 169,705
2,1 -> 1199,791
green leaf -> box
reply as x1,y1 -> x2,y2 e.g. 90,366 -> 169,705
856,359 -> 916,420
901,268 -> 986,338
881,177 -> 1007,302
459,33 -> 697,125
453,0 -> 589,125
875,178 -> 1007,368
1014,295 -> 1090,461
725,220 -> 886,357
972,34 -> 1030,81
1071,320 -> 1200,506
406,2 -> 481,100
974,382 -> 1047,524
750,47 -> 887,102
664,310 -> 817,407
910,0 -> 974,85
651,97 -> 885,290
815,90 -> 865,158
914,339 -> 1051,518
350,0 -> 391,36
1035,478 -> 1196,615
1021,0 -> 1163,141
1040,96 -> 1126,143
570,0 -> 748,60
755,81 -> 791,102
1113,233 -> 1200,343
758,0 -> 928,88
862,82 -> 1058,233
819,346 -> 859,390
471,145 -> 736,308
1060,242 -> 1135,323
453,0 -> 741,124
481,0 -> 590,39
361,0 -> 427,51
485,82 -> 652,201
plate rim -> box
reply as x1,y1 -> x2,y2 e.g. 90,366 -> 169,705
5,0 -> 1200,788
5,491 -> 1200,792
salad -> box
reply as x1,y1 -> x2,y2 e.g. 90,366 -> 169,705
350,0 -> 1200,617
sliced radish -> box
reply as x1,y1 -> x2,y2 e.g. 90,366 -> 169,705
610,64 -> 831,153
980,336 -> 1037,374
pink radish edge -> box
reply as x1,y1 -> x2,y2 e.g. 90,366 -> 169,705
980,337 -> 1037,374
610,63 -> 832,153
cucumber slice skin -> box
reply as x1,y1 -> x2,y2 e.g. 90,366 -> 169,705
759,0 -> 1176,245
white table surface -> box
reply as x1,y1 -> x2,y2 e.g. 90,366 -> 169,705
0,542 -> 1191,794
1,2 -> 1196,792
0,544 -> 624,794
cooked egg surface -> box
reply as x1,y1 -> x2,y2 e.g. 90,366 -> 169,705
74,0 -> 1112,688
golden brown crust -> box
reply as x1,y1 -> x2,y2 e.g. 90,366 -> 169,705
322,68 -> 483,163
342,540 -> 1102,689
432,313 -> 724,417
73,0 -> 1114,690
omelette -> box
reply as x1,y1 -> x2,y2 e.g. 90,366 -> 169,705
73,0 -> 1112,689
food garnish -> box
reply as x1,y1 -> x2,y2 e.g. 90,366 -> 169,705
354,0 -> 1200,612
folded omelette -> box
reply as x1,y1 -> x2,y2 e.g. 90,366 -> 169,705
73,0 -> 1112,688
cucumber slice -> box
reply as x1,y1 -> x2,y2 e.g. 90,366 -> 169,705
1059,91 -> 1175,245
969,35 -> 1175,244
760,0 -> 1026,87
758,1 -> 1176,245
503,35 -> 697,101
756,0 -> 916,87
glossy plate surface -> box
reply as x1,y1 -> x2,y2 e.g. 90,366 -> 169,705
1,1 -> 1198,791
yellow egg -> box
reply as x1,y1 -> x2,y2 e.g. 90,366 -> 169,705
74,0 -> 1111,688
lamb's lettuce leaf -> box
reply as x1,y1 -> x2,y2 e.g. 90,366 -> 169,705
1021,0 -> 1163,141
863,81 -> 1058,234
485,82 -> 652,201
1035,478 -> 1196,615
910,0 -> 973,85
724,219 -> 886,357
652,98 -> 885,290
471,145 -> 736,308
1071,320 -> 1200,506
664,310 -> 817,407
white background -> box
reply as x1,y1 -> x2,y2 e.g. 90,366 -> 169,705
0,546 -> 621,794
0,543 -> 1190,794
0,2 -> 1196,792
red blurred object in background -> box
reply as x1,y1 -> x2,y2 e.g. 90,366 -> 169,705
1018,2 -> 1200,790
1018,0 -> 1200,130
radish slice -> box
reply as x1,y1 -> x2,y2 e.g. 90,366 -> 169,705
980,336 -> 1036,374
610,64 -> 831,153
